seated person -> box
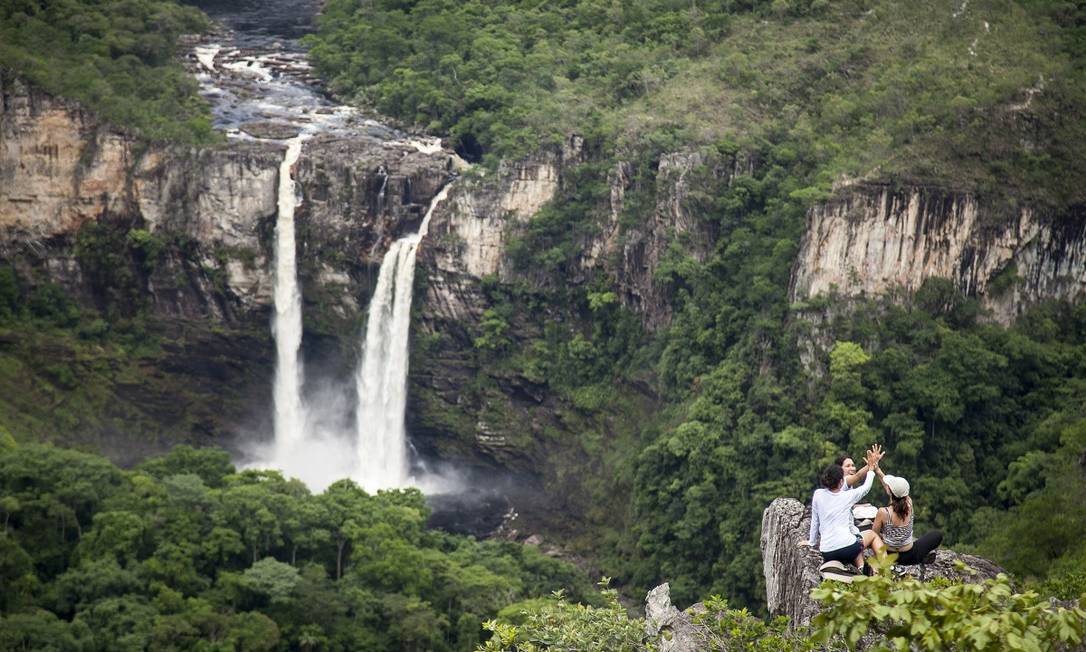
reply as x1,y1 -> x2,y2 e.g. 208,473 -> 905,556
871,471 -> 943,565
805,448 -> 883,573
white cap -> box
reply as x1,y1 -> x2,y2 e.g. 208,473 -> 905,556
884,475 -> 910,498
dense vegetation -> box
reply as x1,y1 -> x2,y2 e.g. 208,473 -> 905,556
0,0 -> 216,142
0,443 -> 595,651
308,0 -> 1086,205
303,0 -> 1086,611
480,559 -> 1085,651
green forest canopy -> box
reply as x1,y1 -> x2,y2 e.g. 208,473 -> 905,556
0,0 -> 216,143
0,444 -> 596,651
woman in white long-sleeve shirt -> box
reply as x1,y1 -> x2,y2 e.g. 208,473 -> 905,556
806,450 -> 884,572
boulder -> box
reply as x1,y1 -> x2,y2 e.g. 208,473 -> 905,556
644,583 -> 706,652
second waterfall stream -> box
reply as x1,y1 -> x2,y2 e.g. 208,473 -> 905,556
354,185 -> 453,491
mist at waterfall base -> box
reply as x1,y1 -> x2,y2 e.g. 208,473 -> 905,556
240,375 -> 467,496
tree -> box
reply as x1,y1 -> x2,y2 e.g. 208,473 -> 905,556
0,610 -> 84,652
241,558 -> 301,607
317,480 -> 370,580
138,446 -> 235,488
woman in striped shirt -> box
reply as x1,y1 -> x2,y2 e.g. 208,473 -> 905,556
871,470 -> 944,565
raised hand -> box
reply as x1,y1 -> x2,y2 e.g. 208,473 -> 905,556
864,444 -> 881,468
872,442 -> 884,467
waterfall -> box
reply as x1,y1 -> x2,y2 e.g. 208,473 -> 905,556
272,137 -> 307,460
354,184 -> 451,491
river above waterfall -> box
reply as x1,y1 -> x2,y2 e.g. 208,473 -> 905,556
186,0 -> 323,39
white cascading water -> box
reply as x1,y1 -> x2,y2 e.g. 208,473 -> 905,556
354,185 -> 452,491
194,20 -> 466,495
272,137 -> 307,461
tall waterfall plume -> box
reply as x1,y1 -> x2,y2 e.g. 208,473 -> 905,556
272,137 -> 307,461
354,185 -> 452,491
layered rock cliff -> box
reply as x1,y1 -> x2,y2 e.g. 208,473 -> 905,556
0,72 -> 453,454
791,183 -> 1086,324
1,72 -> 453,319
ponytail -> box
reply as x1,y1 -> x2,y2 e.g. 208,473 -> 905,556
891,494 -> 910,520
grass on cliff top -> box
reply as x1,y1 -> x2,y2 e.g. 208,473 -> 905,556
307,0 -> 1086,208
0,0 -> 217,144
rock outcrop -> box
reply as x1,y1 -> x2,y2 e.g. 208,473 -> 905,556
426,137 -> 578,285
791,182 -> 1086,324
644,583 -> 710,652
761,497 -> 1005,628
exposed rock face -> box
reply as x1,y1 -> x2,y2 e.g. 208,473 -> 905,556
426,144 -> 569,284
0,73 -> 451,451
411,141 -> 581,471
2,75 -> 140,240
1,73 -> 452,326
610,152 -> 718,330
761,497 -> 1005,628
791,183 -> 1086,324
603,150 -> 758,331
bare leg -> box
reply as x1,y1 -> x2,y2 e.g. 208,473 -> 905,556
863,529 -> 885,556
856,530 -> 881,568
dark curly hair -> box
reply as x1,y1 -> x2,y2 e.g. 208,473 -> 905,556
820,464 -> 844,490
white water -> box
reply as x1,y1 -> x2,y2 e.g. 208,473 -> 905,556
271,137 -> 307,462
193,29 -> 465,493
354,185 -> 451,491
195,45 -> 220,72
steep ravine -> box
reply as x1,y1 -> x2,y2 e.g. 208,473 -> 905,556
6,59 -> 1086,542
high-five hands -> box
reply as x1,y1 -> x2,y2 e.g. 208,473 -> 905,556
865,443 -> 884,468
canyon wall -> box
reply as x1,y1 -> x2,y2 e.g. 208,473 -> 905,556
791,183 -> 1086,323
0,73 -> 453,456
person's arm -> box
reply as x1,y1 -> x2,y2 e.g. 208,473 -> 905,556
875,464 -> 892,498
808,494 -> 820,547
848,465 -> 876,504
872,507 -> 885,535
